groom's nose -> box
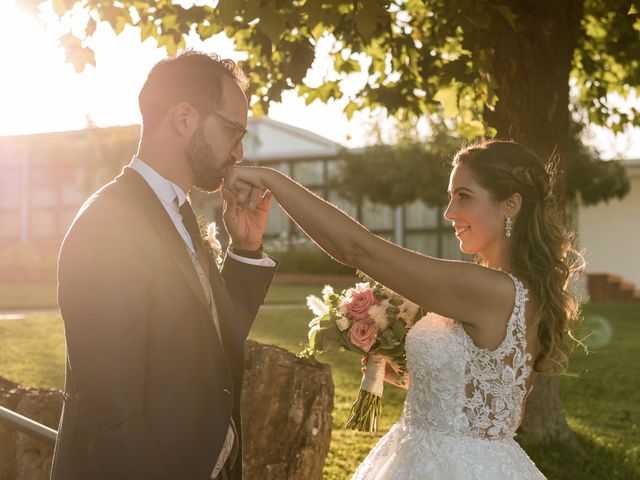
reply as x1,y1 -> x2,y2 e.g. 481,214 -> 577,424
228,140 -> 244,165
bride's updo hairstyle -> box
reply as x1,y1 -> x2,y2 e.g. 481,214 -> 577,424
452,140 -> 584,375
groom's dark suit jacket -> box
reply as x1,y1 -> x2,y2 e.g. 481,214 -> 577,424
50,167 -> 277,480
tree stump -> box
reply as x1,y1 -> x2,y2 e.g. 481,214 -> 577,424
242,340 -> 334,480
0,341 -> 334,480
0,377 -> 62,480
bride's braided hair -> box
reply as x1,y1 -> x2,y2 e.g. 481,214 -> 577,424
452,140 -> 584,375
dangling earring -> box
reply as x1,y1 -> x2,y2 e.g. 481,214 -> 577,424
505,216 -> 512,238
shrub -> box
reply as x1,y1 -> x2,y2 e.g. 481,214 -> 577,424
0,244 -> 57,283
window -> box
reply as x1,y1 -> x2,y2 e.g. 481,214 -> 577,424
442,233 -> 466,260
266,162 -> 290,176
0,211 -> 20,239
60,169 -> 86,205
0,167 -> 21,209
327,190 -> 358,219
30,168 -> 58,208
30,210 -> 57,238
265,199 -> 290,237
59,207 -> 79,235
405,200 -> 440,229
292,160 -> 324,186
361,198 -> 393,230
405,232 -> 440,257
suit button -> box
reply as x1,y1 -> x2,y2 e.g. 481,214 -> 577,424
223,388 -> 231,396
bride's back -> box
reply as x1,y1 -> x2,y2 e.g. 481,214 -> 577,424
403,273 -> 534,441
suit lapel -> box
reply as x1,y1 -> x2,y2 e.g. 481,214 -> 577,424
207,257 -> 237,335
116,167 -> 210,312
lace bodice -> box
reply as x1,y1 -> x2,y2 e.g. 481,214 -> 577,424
402,272 -> 533,441
351,273 -> 546,479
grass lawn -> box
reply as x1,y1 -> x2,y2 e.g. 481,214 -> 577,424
0,283 -> 58,311
0,292 -> 638,479
0,282 -> 322,311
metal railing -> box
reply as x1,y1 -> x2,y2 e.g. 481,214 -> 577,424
0,405 -> 57,445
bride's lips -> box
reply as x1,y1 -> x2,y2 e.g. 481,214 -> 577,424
454,225 -> 470,237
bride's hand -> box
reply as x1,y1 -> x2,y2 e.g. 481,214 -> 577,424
361,355 -> 410,390
223,166 -> 270,208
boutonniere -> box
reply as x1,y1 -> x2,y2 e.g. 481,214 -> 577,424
197,215 -> 223,268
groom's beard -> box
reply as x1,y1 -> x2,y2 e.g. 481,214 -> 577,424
187,122 -> 225,193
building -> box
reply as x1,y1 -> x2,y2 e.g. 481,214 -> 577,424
0,118 -> 461,262
1,119 -> 637,297
577,159 -> 640,299
243,117 -> 463,260
0,126 -> 139,255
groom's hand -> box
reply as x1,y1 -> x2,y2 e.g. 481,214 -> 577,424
221,180 -> 272,251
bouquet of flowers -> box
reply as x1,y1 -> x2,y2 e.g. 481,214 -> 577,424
301,274 -> 425,432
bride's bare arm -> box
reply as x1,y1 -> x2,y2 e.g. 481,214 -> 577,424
223,166 -> 516,328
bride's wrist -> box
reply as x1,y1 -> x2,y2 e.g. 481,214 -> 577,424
260,167 -> 278,188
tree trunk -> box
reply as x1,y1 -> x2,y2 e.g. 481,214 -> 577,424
485,0 -> 584,446
486,0 -> 584,202
517,375 -> 580,449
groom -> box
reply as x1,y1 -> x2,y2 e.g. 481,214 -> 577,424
51,51 -> 277,480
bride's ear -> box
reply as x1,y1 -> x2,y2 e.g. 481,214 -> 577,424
504,192 -> 522,219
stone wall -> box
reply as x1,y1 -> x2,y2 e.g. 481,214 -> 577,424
0,341 -> 333,480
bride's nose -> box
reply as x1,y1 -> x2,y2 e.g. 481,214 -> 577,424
443,199 -> 456,221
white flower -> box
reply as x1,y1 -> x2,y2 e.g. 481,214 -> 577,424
206,222 -> 222,258
336,316 -> 350,331
367,304 -> 389,331
306,295 -> 329,317
354,282 -> 371,293
321,285 -> 334,301
343,283 -> 371,301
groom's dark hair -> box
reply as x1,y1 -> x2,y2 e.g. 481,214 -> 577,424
138,50 -> 248,133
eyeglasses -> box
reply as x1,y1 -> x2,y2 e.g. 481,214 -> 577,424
193,104 -> 248,146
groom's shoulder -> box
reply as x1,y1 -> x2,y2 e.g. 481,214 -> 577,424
66,168 -> 142,237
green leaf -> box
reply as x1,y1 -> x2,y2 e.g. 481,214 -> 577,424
139,20 -> 157,42
196,22 -> 223,40
216,0 -> 236,25
319,319 -> 337,329
391,320 -> 406,341
388,297 -> 403,307
308,328 -> 319,350
59,33 -> 96,73
343,100 -> 360,120
457,119 -> 486,139
258,6 -> 286,48
356,0 -> 387,41
85,17 -> 97,37
433,84 -> 459,119
51,0 -> 73,18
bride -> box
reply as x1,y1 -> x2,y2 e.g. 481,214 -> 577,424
223,140 -> 582,479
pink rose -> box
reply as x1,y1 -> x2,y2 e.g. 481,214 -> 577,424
345,289 -> 379,319
349,318 -> 378,352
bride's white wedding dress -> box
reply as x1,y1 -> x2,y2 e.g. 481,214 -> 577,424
352,273 -> 546,479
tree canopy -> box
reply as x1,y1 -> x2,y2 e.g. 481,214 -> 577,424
20,0 -> 640,137
336,120 -> 630,209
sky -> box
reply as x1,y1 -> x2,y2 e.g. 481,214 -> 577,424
1,0 -> 639,160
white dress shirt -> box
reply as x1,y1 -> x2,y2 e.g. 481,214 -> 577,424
129,156 -> 275,267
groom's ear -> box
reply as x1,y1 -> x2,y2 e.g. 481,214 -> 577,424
171,102 -> 199,139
